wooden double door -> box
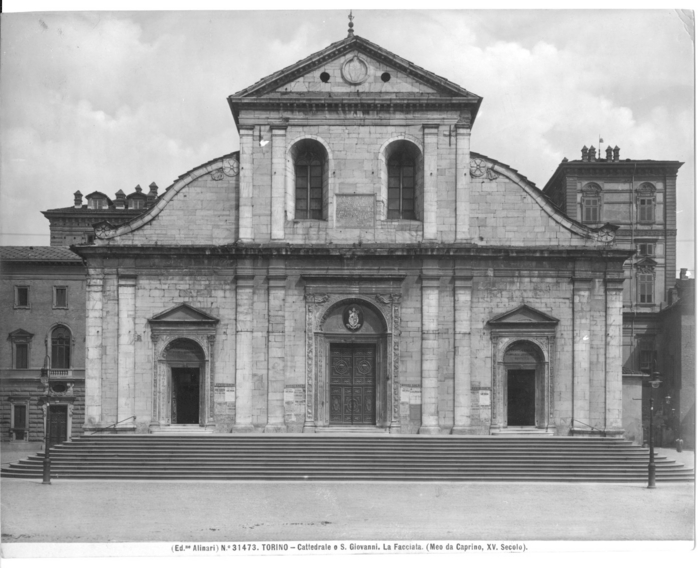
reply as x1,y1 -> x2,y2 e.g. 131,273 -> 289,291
171,368 -> 200,424
507,369 -> 536,426
329,344 -> 377,425
48,405 -> 68,448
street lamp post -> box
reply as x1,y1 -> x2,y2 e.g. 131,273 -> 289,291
648,372 -> 662,489
41,363 -> 51,485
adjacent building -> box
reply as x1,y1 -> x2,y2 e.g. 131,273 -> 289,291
0,247 -> 86,445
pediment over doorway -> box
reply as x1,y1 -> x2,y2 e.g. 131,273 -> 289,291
148,303 -> 219,324
488,305 -> 559,327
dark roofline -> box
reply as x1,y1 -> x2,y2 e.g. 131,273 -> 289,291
543,158 -> 684,194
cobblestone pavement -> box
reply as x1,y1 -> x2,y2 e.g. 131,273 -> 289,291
0,478 -> 694,544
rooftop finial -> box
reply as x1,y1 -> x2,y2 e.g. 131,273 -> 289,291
348,10 -> 355,37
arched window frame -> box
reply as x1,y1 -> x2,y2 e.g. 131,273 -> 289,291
50,325 -> 72,370
287,138 -> 330,222
379,138 -> 424,222
636,183 -> 656,224
581,183 -> 602,224
387,149 -> 417,220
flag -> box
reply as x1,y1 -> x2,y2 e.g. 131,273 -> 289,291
599,137 -> 604,143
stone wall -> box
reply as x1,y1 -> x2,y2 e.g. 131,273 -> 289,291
81,249 -> 626,436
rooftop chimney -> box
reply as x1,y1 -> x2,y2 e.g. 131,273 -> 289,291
613,146 -> 620,162
147,182 -> 158,206
605,145 -> 613,162
581,145 -> 588,160
74,190 -> 83,209
587,146 -> 596,162
114,189 -> 126,209
135,184 -> 143,193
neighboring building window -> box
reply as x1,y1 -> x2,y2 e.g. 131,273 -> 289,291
15,344 -> 29,369
294,144 -> 324,220
128,198 -> 144,210
53,286 -> 68,308
637,272 -> 654,304
581,183 -> 602,224
11,403 -> 28,441
51,326 -> 71,369
638,197 -> 654,223
582,196 -> 600,223
8,329 -> 33,369
637,242 -> 655,257
86,233 -> 95,244
639,348 -> 655,372
15,286 -> 29,308
387,150 -> 416,220
88,197 -> 108,209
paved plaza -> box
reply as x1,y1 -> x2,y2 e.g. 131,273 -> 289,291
1,478 -> 694,544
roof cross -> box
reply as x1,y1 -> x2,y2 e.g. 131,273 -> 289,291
348,10 -> 355,37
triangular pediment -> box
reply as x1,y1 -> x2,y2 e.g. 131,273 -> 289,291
230,35 -> 481,101
488,305 -> 559,326
634,257 -> 658,269
148,303 -> 219,324
8,328 -> 34,340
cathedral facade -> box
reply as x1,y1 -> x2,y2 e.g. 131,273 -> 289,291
75,33 -> 633,437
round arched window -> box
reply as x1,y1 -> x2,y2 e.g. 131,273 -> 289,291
51,326 -> 71,369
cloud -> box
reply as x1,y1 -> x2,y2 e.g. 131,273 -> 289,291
0,10 -> 694,272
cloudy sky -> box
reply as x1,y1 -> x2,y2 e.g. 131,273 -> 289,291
0,6 -> 694,273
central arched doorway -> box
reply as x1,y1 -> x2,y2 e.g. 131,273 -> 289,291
503,341 -> 545,427
165,338 -> 205,425
318,299 -> 389,428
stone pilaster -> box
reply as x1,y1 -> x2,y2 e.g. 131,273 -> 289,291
84,273 -> 104,428
605,276 -> 625,435
238,126 -> 254,242
452,270 -> 473,435
264,262 -> 287,433
233,271 -> 255,432
455,124 -> 471,241
117,275 -> 136,426
270,125 -> 287,241
572,278 -> 591,431
419,271 -> 441,434
422,125 -> 439,242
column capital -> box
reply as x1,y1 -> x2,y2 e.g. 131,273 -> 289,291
238,125 -> 255,133
270,124 -> 288,132
421,274 -> 441,287
235,273 -> 256,286
117,274 -> 137,287
268,274 -> 287,287
454,267 -> 474,281
422,124 -> 440,133
572,277 -> 592,289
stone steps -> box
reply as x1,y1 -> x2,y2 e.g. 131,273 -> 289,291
1,435 -> 693,482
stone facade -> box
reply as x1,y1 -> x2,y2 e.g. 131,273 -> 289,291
75,33 -> 634,437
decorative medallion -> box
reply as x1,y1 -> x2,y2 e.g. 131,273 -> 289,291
341,55 -> 369,85
223,158 -> 240,177
210,168 -> 224,181
94,222 -> 112,239
343,304 -> 364,332
470,158 -> 487,177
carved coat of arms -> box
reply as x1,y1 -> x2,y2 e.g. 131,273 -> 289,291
343,305 -> 364,332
